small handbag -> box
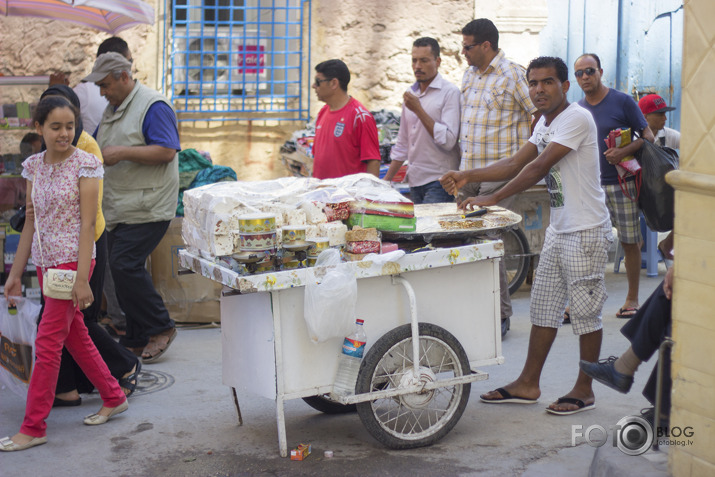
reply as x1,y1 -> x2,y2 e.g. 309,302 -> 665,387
42,269 -> 77,300
32,173 -> 77,300
9,205 -> 26,232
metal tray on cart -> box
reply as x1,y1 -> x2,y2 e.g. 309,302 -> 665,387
381,204 -> 522,242
382,204 -> 531,296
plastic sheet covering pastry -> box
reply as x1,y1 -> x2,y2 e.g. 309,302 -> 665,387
182,175 -> 380,257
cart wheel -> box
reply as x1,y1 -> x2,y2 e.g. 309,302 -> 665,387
503,227 -> 530,295
355,323 -> 471,449
302,396 -> 357,414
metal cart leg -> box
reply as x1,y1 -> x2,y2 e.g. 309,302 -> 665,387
391,276 -> 421,379
231,387 -> 243,426
652,338 -> 674,451
271,293 -> 289,457
276,395 -> 288,457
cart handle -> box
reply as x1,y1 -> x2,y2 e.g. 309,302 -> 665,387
391,275 -> 421,381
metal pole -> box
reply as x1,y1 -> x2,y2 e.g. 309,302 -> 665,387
271,292 -> 289,457
652,337 -> 674,451
231,387 -> 243,426
391,276 -> 420,380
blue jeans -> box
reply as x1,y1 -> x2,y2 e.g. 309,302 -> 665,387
410,180 -> 454,204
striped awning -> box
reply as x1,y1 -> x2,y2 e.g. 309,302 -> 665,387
0,0 -> 155,35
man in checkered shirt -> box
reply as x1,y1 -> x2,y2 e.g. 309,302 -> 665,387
458,18 -> 538,336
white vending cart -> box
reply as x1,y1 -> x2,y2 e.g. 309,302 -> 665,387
179,241 -> 504,456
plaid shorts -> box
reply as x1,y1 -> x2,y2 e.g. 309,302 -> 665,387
530,223 -> 614,335
603,181 -> 640,244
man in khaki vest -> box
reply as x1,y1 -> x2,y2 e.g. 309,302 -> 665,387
85,52 -> 180,363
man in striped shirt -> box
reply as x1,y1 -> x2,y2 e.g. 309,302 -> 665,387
458,18 -> 538,336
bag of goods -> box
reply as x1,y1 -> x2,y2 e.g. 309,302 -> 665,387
635,141 -> 679,231
0,297 -> 42,398
345,179 -> 415,231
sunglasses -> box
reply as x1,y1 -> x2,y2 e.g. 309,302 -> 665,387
462,41 -> 485,52
313,78 -> 331,87
574,67 -> 597,78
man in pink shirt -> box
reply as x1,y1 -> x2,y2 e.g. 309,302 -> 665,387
311,59 -> 381,179
383,37 -> 461,203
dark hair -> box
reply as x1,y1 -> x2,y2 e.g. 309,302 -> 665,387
33,96 -> 77,126
40,84 -> 83,145
21,132 -> 42,144
413,37 -> 440,58
20,132 -> 42,157
461,18 -> 499,50
315,59 -> 351,91
41,84 -> 81,110
97,36 -> 130,58
576,53 -> 601,69
527,56 -> 569,83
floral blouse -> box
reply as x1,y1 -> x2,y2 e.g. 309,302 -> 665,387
21,148 -> 104,268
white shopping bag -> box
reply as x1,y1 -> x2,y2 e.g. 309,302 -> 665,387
303,249 -> 357,343
0,296 -> 41,398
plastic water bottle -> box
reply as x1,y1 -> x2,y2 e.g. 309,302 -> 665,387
331,319 -> 366,397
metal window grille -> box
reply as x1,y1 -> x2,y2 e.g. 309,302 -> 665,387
167,0 -> 310,122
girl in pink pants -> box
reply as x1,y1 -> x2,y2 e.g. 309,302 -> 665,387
1,96 -> 127,452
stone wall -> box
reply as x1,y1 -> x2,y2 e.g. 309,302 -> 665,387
310,0 -> 474,115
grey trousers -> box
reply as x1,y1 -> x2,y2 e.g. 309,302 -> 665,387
459,180 -> 516,320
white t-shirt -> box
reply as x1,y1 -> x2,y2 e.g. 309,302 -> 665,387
656,127 -> 680,150
74,81 -> 108,136
529,103 -> 610,234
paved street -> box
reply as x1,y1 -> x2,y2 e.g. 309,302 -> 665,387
0,260 -> 671,476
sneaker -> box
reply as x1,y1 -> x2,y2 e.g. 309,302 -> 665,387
579,356 -> 634,393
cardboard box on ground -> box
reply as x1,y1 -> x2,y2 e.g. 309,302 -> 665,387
149,217 -> 222,323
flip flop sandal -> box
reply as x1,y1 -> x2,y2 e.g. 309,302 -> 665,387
141,328 -> 178,364
546,397 -> 595,415
616,307 -> 639,319
119,360 -> 142,397
480,387 -> 538,404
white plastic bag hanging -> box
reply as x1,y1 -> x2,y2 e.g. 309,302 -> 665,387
0,296 -> 41,398
303,249 -> 357,343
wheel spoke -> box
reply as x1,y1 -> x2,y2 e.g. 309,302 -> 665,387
420,339 -> 433,369
408,409 -> 425,433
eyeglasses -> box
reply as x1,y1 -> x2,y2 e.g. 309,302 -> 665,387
313,78 -> 331,87
574,67 -> 597,78
462,42 -> 484,52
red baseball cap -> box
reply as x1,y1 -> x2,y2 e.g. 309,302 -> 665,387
638,94 -> 676,115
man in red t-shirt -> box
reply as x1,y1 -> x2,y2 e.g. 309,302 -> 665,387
311,59 -> 381,179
